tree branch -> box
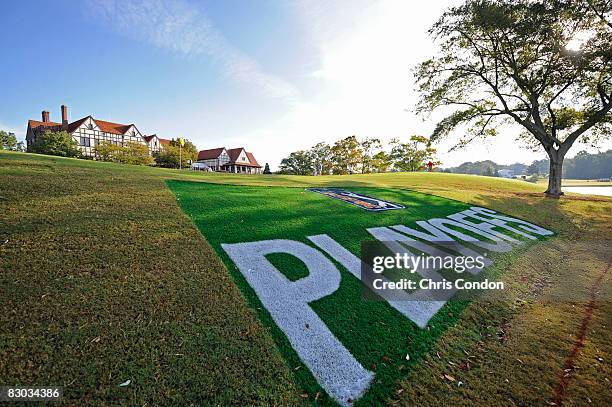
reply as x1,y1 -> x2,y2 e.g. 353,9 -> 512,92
562,100 -> 612,153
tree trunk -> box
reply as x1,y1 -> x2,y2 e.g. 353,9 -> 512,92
545,150 -> 565,197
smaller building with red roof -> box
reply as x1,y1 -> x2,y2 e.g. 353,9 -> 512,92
197,147 -> 262,174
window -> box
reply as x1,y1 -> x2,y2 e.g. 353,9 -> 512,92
87,123 -> 94,130
80,137 -> 90,147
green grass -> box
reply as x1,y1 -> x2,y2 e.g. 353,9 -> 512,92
167,181 -> 552,405
1,151 -> 610,406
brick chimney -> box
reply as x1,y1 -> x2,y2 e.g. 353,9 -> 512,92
61,105 -> 69,126
42,110 -> 50,123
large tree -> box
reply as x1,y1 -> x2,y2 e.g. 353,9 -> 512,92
309,142 -> 333,175
360,137 -> 382,173
389,135 -> 438,172
331,135 -> 363,174
1,131 -> 18,151
154,138 -> 198,168
416,0 -> 612,196
278,150 -> 314,175
371,151 -> 392,173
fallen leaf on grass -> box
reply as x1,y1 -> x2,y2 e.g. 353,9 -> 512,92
118,380 -> 131,387
444,374 -> 456,382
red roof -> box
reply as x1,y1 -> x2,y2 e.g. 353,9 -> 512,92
28,119 -> 62,131
143,134 -> 171,147
28,115 -> 137,136
94,119 -> 133,135
198,147 -> 226,160
197,146 -> 261,167
226,147 -> 245,162
246,152 -> 260,167
65,117 -> 90,133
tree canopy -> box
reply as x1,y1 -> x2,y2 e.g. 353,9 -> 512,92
154,138 -> 198,168
1,131 -> 21,151
416,0 -> 612,196
29,130 -> 81,158
389,136 -> 438,172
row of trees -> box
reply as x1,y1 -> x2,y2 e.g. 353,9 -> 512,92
527,149 -> 612,179
96,137 -> 199,167
444,149 -> 611,180
446,160 -> 528,176
25,129 -> 198,167
278,135 -> 438,175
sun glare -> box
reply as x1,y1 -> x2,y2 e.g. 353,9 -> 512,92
565,31 -> 592,51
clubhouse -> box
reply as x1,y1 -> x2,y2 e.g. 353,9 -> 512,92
26,105 -> 171,157
196,147 -> 262,174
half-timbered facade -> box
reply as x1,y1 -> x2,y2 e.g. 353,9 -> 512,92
197,147 -> 262,174
26,106 -> 170,158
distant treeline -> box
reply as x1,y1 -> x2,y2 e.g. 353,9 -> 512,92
445,150 -> 612,179
443,160 -> 526,177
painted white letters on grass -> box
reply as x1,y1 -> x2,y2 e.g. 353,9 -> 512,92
221,207 -> 553,403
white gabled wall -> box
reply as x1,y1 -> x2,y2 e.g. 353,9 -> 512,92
72,119 -> 148,158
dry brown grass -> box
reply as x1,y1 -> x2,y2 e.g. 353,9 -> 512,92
0,152 -> 300,405
389,191 -> 611,406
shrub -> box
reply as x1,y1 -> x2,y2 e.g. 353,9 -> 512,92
29,130 -> 81,158
95,141 -> 154,166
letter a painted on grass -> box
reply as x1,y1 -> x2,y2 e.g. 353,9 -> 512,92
221,239 -> 373,406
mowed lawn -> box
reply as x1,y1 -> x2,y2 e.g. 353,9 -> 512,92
1,151 -> 611,406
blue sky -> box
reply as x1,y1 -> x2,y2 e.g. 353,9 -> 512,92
1,0 -> 609,168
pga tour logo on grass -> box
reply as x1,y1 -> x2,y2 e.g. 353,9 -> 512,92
221,201 -> 553,405
307,188 -> 405,211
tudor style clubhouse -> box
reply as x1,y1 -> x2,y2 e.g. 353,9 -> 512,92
196,147 -> 262,174
26,105 -> 171,157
